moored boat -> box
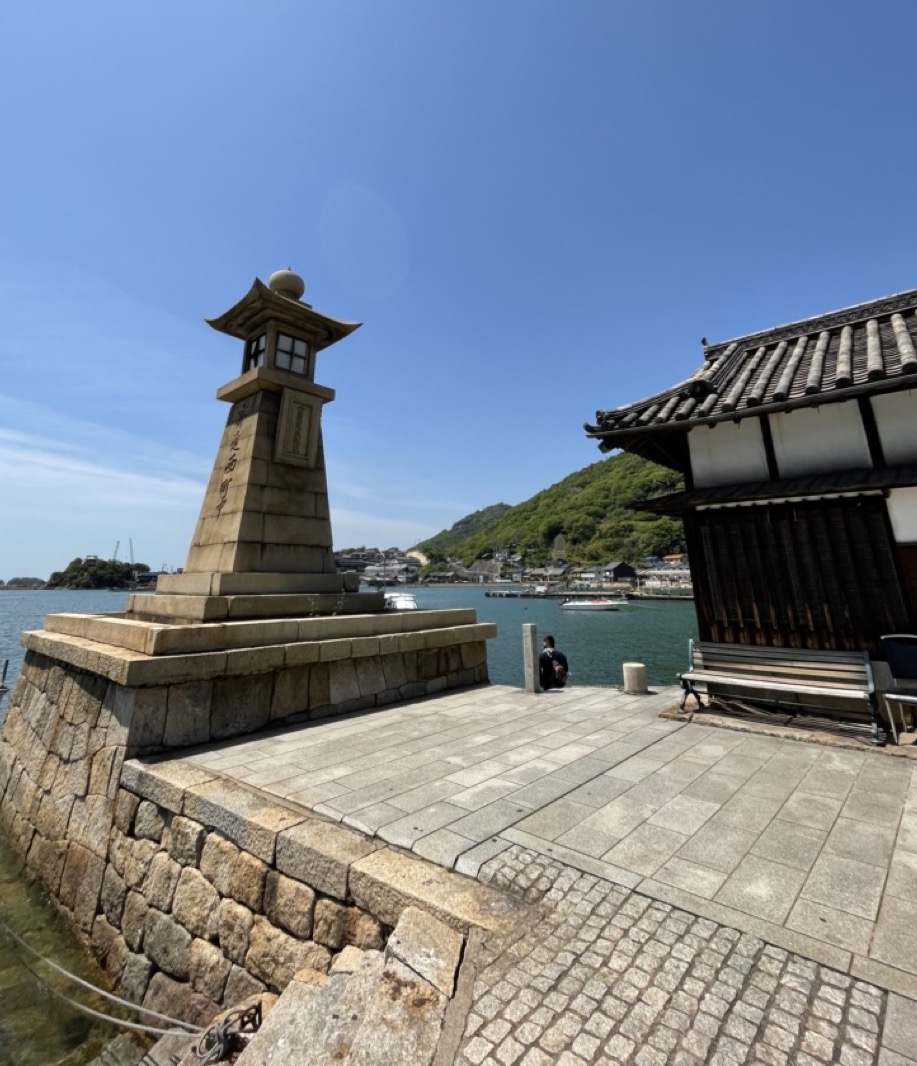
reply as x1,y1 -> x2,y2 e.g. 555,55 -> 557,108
384,591 -> 419,610
560,596 -> 626,611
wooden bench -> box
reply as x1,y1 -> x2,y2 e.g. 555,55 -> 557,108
678,639 -> 888,745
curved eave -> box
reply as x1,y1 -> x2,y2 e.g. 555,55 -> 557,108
586,374 -> 917,448
207,278 -> 362,350
588,375 -> 701,429
583,379 -> 696,449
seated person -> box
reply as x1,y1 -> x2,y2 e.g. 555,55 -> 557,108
539,635 -> 569,690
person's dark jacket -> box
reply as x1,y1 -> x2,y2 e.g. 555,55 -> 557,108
539,647 -> 569,690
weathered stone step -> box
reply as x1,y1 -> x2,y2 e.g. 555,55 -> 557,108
130,868 -> 481,1066
223,905 -> 465,1066
339,955 -> 448,1066
233,951 -> 385,1066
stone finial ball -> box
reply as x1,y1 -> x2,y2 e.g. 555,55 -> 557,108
268,268 -> 305,300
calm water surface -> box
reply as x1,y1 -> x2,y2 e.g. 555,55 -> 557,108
0,586 -> 696,1065
409,585 -> 696,689
0,830 -> 138,1066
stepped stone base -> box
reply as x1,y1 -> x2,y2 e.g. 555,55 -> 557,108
154,571 -> 362,597
7,607 -> 495,754
128,571 -> 380,623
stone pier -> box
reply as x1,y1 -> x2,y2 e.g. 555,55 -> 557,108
0,268 -> 497,1037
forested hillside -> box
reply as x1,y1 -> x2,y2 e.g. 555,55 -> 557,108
412,452 -> 684,567
411,503 -> 512,561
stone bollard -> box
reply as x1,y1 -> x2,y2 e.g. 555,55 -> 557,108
523,623 -> 540,693
623,662 -> 648,695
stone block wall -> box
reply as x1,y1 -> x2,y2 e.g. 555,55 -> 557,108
16,621 -> 491,752
0,655 -> 123,891
89,775 -> 389,1026
2,737 -> 520,1028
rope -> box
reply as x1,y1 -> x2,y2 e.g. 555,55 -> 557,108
23,974 -> 200,1039
0,916 -> 202,1035
193,1004 -> 261,1065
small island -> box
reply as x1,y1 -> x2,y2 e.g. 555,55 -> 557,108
0,576 -> 47,590
45,556 -> 154,590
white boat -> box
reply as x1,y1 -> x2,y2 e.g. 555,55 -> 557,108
560,596 -> 627,611
384,591 -> 419,610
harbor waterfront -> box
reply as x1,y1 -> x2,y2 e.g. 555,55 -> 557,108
0,586 -> 697,718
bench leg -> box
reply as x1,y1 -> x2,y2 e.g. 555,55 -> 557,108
867,695 -> 890,747
679,680 -> 700,711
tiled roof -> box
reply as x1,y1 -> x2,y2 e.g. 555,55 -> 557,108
586,286 -> 917,445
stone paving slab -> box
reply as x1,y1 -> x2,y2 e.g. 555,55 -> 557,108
184,683 -> 917,1004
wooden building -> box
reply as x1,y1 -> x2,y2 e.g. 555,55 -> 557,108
580,561 -> 637,584
585,287 -> 917,656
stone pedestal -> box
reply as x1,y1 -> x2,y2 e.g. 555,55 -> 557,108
6,606 -> 495,756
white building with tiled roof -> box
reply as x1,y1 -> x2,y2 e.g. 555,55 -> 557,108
585,286 -> 917,658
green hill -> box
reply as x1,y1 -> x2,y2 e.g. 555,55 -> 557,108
409,503 -> 513,561
412,452 -> 684,568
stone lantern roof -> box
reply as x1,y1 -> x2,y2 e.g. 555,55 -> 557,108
207,273 -> 361,350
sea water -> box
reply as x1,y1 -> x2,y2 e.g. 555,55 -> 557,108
0,829 -> 139,1066
0,586 -> 696,1064
405,585 -> 696,689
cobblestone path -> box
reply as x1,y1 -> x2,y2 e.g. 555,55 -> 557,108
454,845 -> 905,1066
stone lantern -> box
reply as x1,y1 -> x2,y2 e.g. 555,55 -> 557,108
129,269 -> 383,622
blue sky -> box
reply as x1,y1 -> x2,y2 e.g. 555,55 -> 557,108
2,1 -> 917,579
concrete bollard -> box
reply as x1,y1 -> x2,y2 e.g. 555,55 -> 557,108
623,662 -> 648,695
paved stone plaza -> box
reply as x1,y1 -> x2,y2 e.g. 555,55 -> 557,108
461,845 -> 912,1065
184,683 -> 917,1063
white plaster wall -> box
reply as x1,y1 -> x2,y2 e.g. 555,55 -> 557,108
888,487 -> 917,544
769,402 -> 871,478
688,420 -> 770,487
871,390 -> 917,465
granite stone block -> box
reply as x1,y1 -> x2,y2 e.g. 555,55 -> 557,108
275,818 -> 376,900
386,905 -> 464,996
349,846 -> 523,933
183,779 -> 306,863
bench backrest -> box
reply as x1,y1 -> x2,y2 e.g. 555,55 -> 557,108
688,639 -> 873,690
880,634 -> 917,684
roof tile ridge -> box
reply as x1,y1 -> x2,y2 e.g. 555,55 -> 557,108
705,285 -> 917,355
